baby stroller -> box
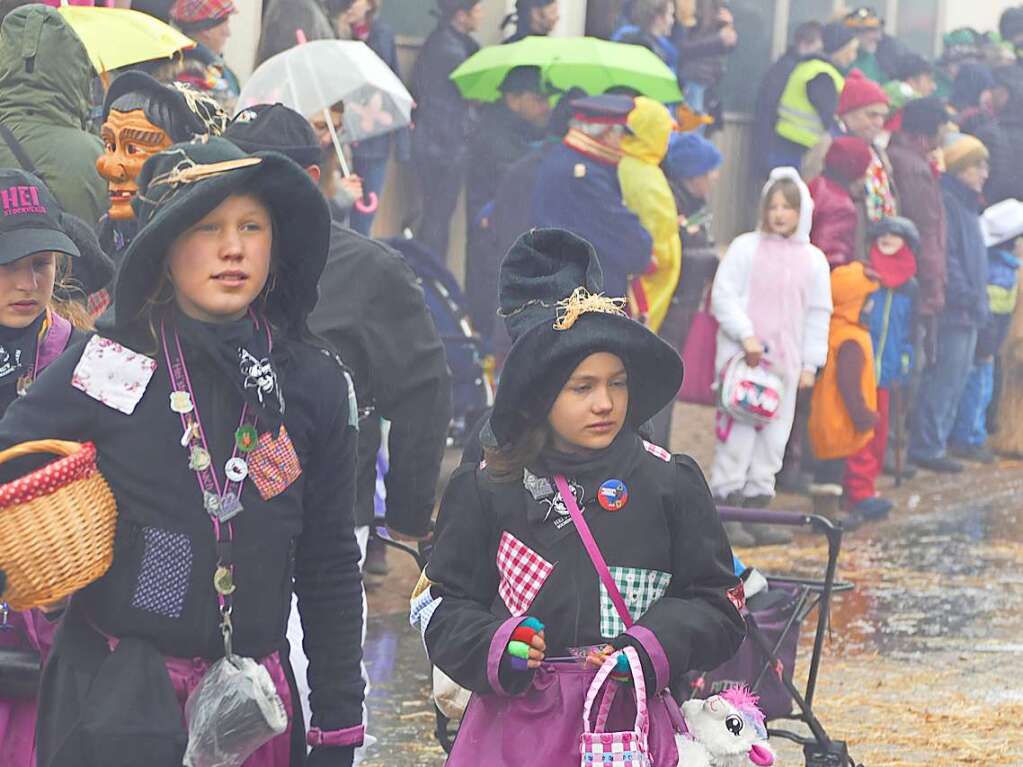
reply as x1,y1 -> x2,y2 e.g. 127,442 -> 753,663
385,232 -> 493,446
686,507 -> 863,767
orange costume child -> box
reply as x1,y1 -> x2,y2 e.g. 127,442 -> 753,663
808,262 -> 880,520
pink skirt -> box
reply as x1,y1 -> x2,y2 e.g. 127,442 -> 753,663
0,610 -> 58,767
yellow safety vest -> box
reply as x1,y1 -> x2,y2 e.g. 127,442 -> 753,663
776,59 -> 845,148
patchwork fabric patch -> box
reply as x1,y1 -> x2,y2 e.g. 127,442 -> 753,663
131,527 -> 192,619
599,567 -> 672,638
642,440 -> 671,462
727,581 -> 746,613
496,531 -> 554,617
72,335 -> 157,415
247,425 -> 303,500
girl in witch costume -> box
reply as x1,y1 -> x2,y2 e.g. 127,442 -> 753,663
0,139 -> 365,767
414,229 -> 745,766
0,168 -> 111,767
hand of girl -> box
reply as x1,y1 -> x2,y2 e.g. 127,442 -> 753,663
585,644 -> 616,669
507,617 -> 546,670
742,337 -> 764,367
798,370 -> 816,389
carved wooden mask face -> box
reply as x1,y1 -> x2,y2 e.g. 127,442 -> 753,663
96,109 -> 174,220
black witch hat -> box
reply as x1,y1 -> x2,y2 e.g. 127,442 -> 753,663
483,228 -> 683,448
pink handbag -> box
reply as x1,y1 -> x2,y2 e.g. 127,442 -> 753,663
677,290 -> 718,406
580,647 -> 650,767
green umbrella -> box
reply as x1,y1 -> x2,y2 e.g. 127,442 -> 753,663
450,36 -> 683,104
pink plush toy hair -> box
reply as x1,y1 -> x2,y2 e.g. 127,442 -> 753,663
719,686 -> 767,729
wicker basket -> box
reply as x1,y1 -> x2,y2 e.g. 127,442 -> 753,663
0,440 -> 117,611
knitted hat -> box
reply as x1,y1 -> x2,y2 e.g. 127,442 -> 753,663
844,6 -> 883,29
104,72 -> 227,141
824,136 -> 873,184
821,22 -> 856,54
170,0 -> 236,32
981,199 -> 1023,247
663,132 -> 723,180
943,132 -> 989,174
1000,7 -> 1023,42
225,104 -> 321,167
484,229 -> 683,448
868,216 -> 921,253
894,52 -> 933,81
113,138 -> 329,332
499,65 -> 546,94
900,97 -> 949,136
942,27 -> 982,64
838,69 -> 889,115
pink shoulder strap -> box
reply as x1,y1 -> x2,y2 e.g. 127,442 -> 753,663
554,474 -> 633,629
37,312 -> 72,373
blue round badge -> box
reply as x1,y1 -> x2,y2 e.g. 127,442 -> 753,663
598,479 -> 628,512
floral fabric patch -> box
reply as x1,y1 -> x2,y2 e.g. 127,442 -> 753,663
72,336 -> 156,415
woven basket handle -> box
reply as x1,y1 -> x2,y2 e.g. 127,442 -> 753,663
0,440 -> 83,466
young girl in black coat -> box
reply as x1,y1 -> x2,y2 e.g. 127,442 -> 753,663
414,229 -> 745,766
0,168 -> 111,767
0,139 -> 364,767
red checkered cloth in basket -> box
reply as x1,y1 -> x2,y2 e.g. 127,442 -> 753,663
497,531 -> 554,617
0,443 -> 98,509
171,0 -> 236,24
247,426 -> 302,501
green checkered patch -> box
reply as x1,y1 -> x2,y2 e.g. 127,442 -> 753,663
599,567 -> 672,638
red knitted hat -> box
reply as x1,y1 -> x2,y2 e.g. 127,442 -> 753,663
824,135 -> 873,184
838,69 -> 889,115
170,0 -> 236,27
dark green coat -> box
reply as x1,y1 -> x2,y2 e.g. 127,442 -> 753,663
0,6 -> 107,228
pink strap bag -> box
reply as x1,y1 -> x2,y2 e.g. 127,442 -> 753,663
676,290 -> 718,406
580,647 -> 650,767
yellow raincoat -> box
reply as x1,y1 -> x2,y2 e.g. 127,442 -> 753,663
619,97 -> 681,332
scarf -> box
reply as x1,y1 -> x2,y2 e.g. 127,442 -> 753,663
172,306 -> 285,430
863,149 -> 897,223
869,243 -> 917,289
0,313 -> 46,390
563,129 -> 624,166
523,429 -> 641,527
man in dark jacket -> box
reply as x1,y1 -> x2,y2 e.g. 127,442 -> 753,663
909,133 -> 991,474
974,66 -> 1023,205
501,0 -> 559,43
531,95 -> 652,306
887,97 -> 950,349
411,0 -> 482,260
465,66 -> 549,343
226,105 -> 452,546
0,5 -> 106,228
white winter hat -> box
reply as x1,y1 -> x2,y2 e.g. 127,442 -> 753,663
982,198 -> 1023,248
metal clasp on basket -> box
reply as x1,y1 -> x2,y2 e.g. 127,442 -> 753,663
0,601 -> 8,631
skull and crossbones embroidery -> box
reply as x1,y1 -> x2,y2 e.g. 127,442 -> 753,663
238,348 -> 284,412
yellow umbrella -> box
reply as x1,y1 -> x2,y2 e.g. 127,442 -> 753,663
57,5 -> 195,73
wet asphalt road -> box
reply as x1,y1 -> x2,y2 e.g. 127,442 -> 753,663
354,405 -> 1023,767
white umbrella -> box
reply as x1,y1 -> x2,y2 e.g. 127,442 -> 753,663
237,39 -> 414,179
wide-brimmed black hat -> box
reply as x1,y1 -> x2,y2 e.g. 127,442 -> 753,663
112,137 -> 330,332
484,228 -> 683,448
225,103 -> 320,167
103,71 -> 227,141
59,212 -> 115,297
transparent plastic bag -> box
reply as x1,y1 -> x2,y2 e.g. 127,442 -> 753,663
183,655 -> 288,767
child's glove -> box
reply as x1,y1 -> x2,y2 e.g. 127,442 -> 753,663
506,617 -> 544,671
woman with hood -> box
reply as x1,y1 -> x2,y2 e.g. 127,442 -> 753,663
0,139 -> 365,767
414,228 -> 745,766
709,167 -> 832,546
0,169 -> 112,767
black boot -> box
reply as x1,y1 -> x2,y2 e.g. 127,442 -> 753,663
717,491 -> 755,547
364,536 -> 389,576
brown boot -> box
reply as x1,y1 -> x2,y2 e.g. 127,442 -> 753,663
809,483 -> 849,525
742,494 -> 794,546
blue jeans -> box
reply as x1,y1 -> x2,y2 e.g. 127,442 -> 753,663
909,322 -> 978,460
349,153 -> 389,236
949,359 -> 994,448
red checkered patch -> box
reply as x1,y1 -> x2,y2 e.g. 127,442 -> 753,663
496,531 -> 554,617
248,425 -> 302,501
0,442 -> 97,509
727,581 -> 746,612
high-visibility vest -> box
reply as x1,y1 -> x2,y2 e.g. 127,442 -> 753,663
775,59 -> 845,148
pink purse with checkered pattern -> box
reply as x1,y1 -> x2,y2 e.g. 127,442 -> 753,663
580,647 -> 651,767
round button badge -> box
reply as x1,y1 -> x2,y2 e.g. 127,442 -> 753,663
598,479 -> 628,512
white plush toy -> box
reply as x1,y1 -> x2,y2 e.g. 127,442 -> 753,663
675,687 -> 775,767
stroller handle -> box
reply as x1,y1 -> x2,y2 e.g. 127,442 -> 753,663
717,505 -> 808,526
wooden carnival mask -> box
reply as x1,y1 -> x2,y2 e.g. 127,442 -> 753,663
96,109 -> 174,221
